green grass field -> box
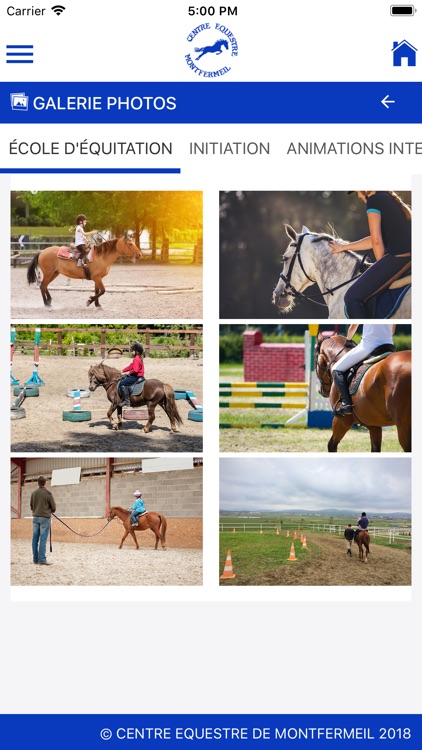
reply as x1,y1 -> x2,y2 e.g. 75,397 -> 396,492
220,525 -> 411,584
220,533 -> 316,583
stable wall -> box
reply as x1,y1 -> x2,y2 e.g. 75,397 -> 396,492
15,468 -> 203,519
243,331 -> 305,382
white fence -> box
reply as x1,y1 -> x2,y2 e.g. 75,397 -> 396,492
219,522 -> 411,544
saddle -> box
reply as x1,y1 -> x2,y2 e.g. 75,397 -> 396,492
133,511 -> 147,524
118,377 -> 145,399
56,246 -> 94,263
346,344 -> 395,395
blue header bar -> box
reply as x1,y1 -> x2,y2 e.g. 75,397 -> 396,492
2,82 -> 422,123
0,714 -> 421,750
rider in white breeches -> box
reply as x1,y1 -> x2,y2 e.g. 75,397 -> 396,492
331,323 -> 396,416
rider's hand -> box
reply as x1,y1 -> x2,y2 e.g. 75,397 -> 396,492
328,241 -> 345,254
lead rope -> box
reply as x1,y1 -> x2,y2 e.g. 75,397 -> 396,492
50,514 -> 114,552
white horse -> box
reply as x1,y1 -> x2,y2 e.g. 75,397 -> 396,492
272,224 -> 411,319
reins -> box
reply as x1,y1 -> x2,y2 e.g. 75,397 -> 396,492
279,233 -> 370,306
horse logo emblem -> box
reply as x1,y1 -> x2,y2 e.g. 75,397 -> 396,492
186,23 -> 238,78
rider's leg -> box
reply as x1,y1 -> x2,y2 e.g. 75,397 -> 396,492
119,375 -> 137,406
332,370 -> 353,415
344,254 -> 410,317
76,243 -> 88,267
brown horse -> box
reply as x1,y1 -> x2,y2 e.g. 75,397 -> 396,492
27,236 -> 141,308
356,530 -> 370,563
108,506 -> 167,550
88,362 -> 183,433
315,333 -> 411,453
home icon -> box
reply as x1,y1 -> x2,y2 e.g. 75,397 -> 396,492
392,40 -> 417,66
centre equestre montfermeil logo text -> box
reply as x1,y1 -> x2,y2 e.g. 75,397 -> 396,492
185,23 -> 238,78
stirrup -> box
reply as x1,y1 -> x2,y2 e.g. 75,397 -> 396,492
333,402 -> 353,417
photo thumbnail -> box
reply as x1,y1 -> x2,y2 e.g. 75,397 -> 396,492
11,324 -> 203,453
220,456 -> 411,587
220,191 -> 411,319
11,190 -> 203,319
11,456 -> 203,586
220,323 -> 411,453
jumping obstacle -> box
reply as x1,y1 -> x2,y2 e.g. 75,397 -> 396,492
25,328 -> 45,386
10,327 -> 19,386
219,381 -> 308,428
219,325 -> 332,429
123,409 -> 148,421
174,389 -> 203,422
219,382 -> 308,409
62,389 -> 92,422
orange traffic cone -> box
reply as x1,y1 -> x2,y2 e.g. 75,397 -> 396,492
276,529 -> 280,535
287,542 -> 297,561
302,537 -> 308,549
286,530 -> 290,537
300,533 -> 304,542
232,528 -> 236,533
220,550 -> 236,579
293,531 -> 297,539
259,529 -> 263,535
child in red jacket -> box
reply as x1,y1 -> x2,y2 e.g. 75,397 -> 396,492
120,342 -> 145,405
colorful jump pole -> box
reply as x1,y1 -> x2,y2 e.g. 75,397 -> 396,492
25,328 -> 46,386
10,327 -> 19,386
307,324 -> 332,428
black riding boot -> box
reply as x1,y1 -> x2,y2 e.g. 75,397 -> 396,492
120,386 -> 131,406
332,370 -> 353,416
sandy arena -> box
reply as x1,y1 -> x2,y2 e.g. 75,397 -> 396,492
11,355 -> 203,452
11,264 -> 203,319
11,518 -> 202,586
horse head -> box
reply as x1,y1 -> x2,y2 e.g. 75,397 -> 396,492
314,333 -> 334,397
88,363 -> 105,391
118,234 -> 142,261
272,224 -> 316,311
108,507 -> 117,520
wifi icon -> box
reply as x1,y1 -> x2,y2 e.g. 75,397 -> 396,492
51,5 -> 66,15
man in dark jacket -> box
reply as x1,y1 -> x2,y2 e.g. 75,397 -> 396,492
344,524 -> 354,556
30,476 -> 56,565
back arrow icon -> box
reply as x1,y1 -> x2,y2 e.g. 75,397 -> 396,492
381,95 -> 395,109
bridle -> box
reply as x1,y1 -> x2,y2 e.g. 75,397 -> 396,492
315,335 -> 356,395
278,233 -> 369,307
89,363 -> 122,392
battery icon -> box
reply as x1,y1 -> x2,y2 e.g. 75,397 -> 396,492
391,5 -> 416,14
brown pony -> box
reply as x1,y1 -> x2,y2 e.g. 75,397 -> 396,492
108,506 -> 167,550
315,333 -> 411,453
88,362 -> 183,433
356,530 -> 370,563
27,236 -> 141,308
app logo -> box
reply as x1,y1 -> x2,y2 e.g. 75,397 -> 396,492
392,39 -> 417,66
185,23 -> 238,78
10,93 -> 29,111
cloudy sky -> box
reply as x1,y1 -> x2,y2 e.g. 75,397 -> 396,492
220,457 -> 411,513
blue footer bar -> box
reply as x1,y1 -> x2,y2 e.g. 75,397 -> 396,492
0,714 -> 421,750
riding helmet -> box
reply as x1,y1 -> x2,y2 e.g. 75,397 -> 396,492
131,342 -> 144,356
76,214 -> 87,223
133,490 -> 142,497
